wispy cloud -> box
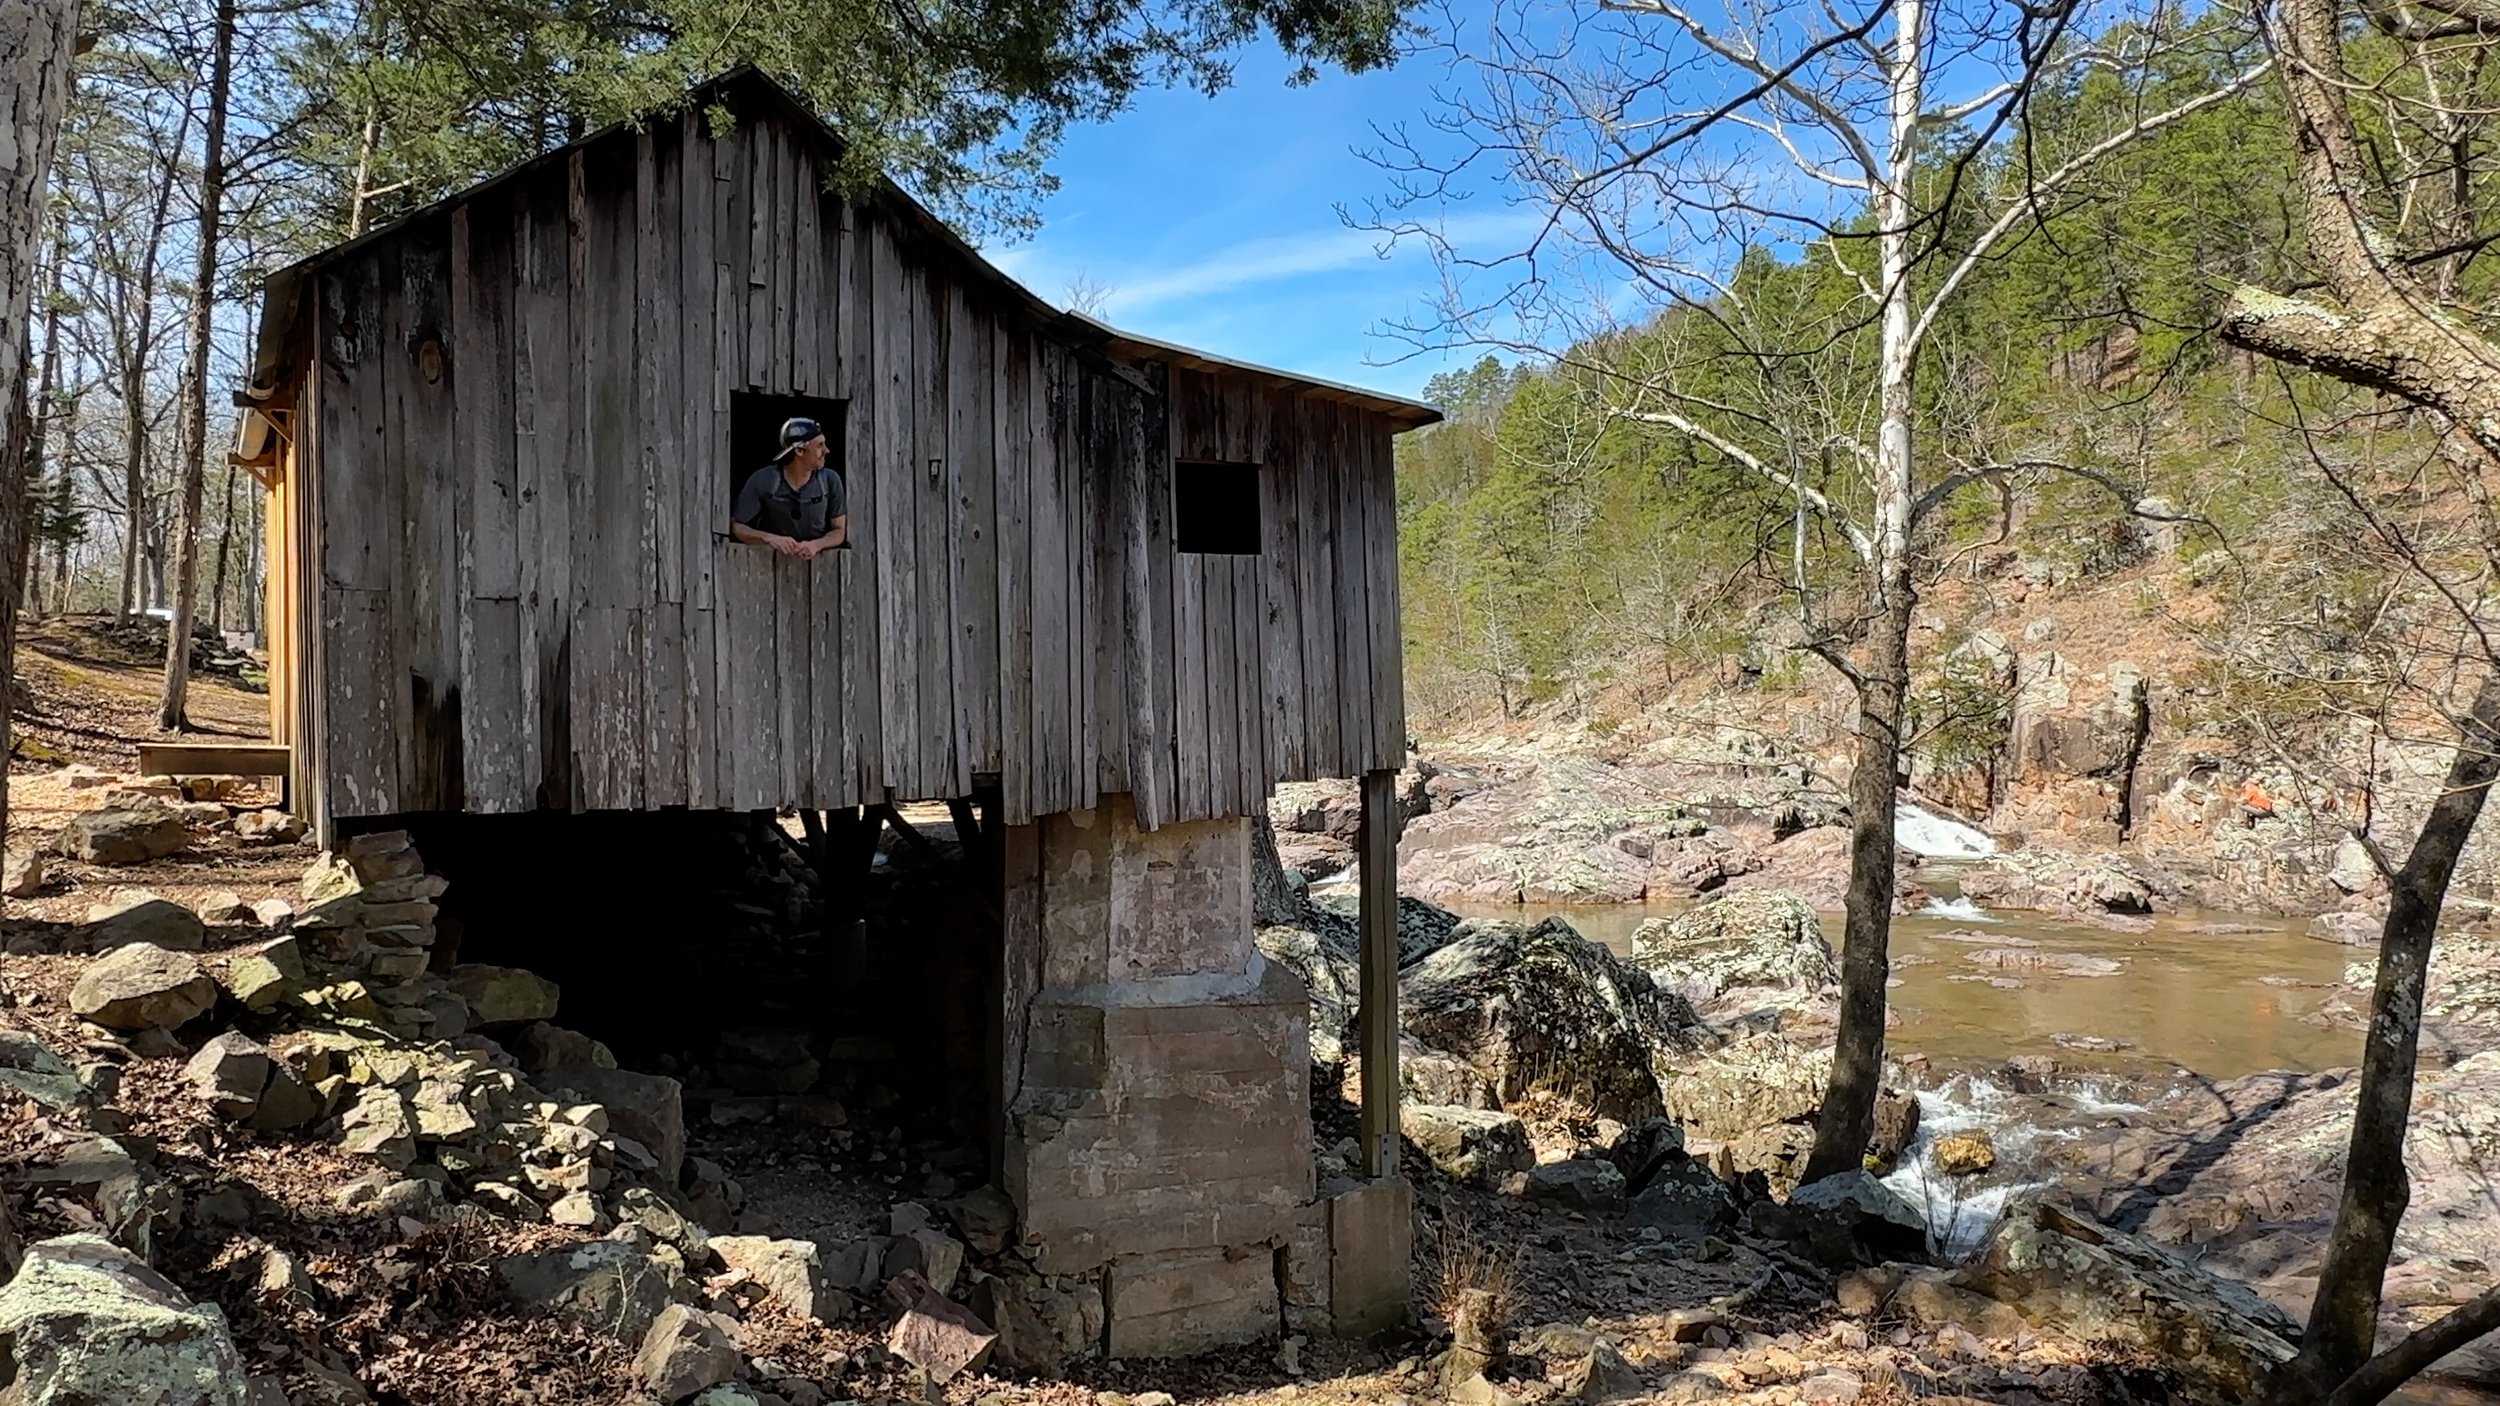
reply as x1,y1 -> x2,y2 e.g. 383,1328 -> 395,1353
997,207 -> 1547,320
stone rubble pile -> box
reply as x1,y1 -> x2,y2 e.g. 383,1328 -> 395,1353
1,825 -> 1113,1404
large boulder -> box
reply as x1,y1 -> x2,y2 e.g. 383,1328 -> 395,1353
1958,850 -> 2156,916
1401,916 -> 1705,1121
63,808 -> 190,865
1961,1196 -> 2297,1399
1630,890 -> 1836,1009
70,944 -> 217,1031
80,891 -> 207,953
0,1233 -> 248,1404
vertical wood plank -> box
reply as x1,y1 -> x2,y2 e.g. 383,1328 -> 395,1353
873,223 -> 920,794
724,543 -> 778,808
1070,364 -> 1098,807
1203,532 -> 1236,819
1300,395 -> 1341,777
811,551 -> 851,807
950,295 -> 999,786
995,328 -> 1033,824
394,226 -> 456,811
1137,370 -> 1176,826
777,553 -> 811,806
840,200 -> 882,799
680,114 -> 720,807
746,119 -> 773,389
1235,386 -> 1271,807
1265,390 -> 1307,782
915,267 -> 955,797
1027,341 -> 1068,818
516,171 -> 575,810
1371,415 -> 1408,768
1334,400 -> 1372,778
451,199 -> 526,811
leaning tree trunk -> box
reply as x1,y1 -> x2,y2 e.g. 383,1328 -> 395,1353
159,0 -> 235,730
1801,0 -> 1923,1184
2264,676 -> 2500,1402
0,0 -> 82,881
2221,0 -> 2500,1392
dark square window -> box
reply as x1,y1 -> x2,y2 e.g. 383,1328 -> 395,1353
728,391 -> 847,502
1175,461 -> 1260,555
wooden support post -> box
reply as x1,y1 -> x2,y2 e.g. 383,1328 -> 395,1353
1358,767 -> 1401,1180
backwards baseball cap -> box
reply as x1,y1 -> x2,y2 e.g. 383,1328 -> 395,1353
774,416 -> 825,460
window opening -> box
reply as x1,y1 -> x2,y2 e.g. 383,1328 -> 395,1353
1175,460 -> 1260,555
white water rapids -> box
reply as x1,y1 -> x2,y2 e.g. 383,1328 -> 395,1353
1895,800 -> 1998,859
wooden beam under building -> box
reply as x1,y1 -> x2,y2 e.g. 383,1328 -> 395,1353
1357,767 -> 1402,1179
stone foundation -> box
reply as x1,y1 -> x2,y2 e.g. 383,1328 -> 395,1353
1003,795 -> 1405,1357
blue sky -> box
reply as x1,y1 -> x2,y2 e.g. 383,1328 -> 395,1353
982,44 -> 1510,404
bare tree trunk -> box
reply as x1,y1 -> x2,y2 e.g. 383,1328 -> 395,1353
0,0 -> 82,879
118,371 -> 143,614
1803,0 -> 1922,1184
158,0 -> 236,730
23,236 -> 61,619
2264,677 -> 2500,1399
208,454 -> 236,632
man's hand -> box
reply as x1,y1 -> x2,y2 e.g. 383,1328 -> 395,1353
768,534 -> 802,557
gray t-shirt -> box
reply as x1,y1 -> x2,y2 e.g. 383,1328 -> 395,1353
733,464 -> 845,541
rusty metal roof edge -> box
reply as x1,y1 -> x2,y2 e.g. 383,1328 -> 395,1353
247,66 -> 1443,429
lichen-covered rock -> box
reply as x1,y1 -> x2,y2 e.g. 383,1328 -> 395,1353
1962,1196 -> 2296,1399
80,890 -> 207,954
1664,1035 -> 1830,1140
70,944 -> 216,1031
445,964 -> 560,1027
1630,890 -> 1836,1008
499,1240 -> 681,1344
0,1233 -> 248,1405
63,807 -> 190,865
0,1027 -> 85,1111
218,936 -> 305,1011
1402,1104 -> 1533,1186
1402,917 -> 1705,1120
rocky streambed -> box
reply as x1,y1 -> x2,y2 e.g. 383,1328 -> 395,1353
1257,866 -> 2500,1399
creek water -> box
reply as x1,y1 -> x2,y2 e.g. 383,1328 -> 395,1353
1443,879 -> 2364,1080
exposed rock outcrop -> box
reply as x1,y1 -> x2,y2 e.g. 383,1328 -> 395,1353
1401,916 -> 1706,1120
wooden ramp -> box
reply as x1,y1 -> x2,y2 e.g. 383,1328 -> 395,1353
137,741 -> 292,778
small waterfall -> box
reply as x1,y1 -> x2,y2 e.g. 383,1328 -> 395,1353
1896,800 -> 1997,859
1919,895 -> 1998,923
1881,1076 -> 2050,1259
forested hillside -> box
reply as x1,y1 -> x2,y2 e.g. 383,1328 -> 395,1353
1395,53 -> 2330,737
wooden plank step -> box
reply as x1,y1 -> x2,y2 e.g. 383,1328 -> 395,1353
138,742 -> 293,778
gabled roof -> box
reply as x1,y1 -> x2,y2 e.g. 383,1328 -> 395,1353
248,66 -> 1440,430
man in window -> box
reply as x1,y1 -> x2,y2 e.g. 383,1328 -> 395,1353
731,416 -> 847,557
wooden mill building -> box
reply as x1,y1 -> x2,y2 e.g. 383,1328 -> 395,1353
237,67 -> 1434,1356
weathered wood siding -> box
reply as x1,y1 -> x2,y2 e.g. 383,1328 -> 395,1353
301,94 -> 1406,829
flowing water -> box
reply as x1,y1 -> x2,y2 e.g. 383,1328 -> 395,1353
1447,881 -> 2363,1080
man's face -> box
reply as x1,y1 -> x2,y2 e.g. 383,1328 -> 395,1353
794,435 -> 828,472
